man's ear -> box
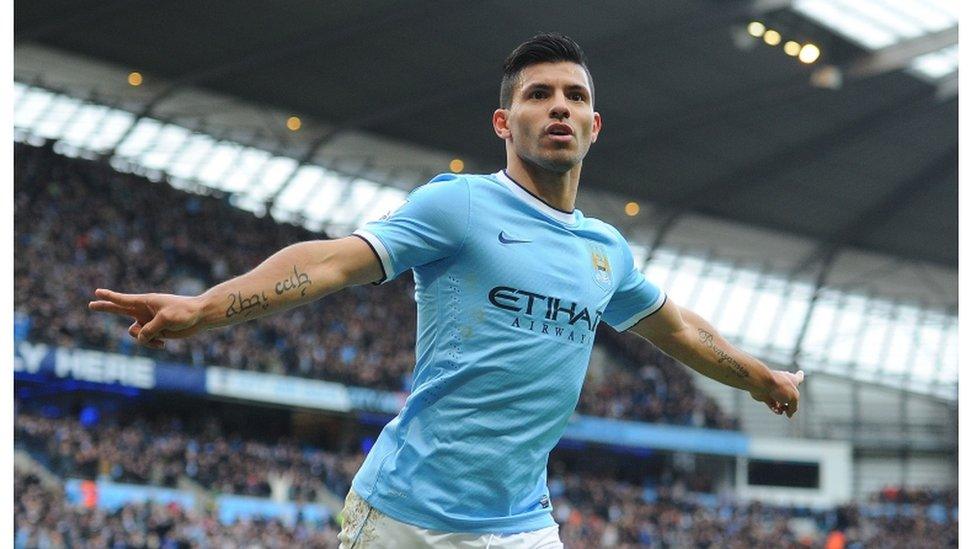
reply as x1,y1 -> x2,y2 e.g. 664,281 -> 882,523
591,111 -> 602,144
492,108 -> 512,140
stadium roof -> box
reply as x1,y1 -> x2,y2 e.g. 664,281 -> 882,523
14,0 -> 958,269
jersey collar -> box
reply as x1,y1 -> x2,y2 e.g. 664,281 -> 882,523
493,170 -> 579,225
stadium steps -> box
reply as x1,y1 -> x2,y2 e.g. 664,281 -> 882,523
14,449 -> 63,491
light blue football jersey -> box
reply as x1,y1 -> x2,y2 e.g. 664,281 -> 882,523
350,170 -> 666,534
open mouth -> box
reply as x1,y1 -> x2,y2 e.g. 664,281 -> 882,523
545,123 -> 574,142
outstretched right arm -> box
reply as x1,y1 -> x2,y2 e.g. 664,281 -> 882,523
88,236 -> 384,349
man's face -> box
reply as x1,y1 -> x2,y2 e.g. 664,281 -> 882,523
494,61 -> 602,174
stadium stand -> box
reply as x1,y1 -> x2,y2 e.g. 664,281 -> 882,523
15,410 -> 365,503
14,470 -> 342,548
15,403 -> 956,548
14,140 -> 737,429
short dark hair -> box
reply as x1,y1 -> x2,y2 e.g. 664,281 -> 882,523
500,33 -> 593,109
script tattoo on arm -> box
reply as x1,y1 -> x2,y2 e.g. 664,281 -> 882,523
274,265 -> 312,297
697,328 -> 749,378
225,291 -> 271,318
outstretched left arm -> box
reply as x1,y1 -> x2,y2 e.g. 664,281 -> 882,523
629,298 -> 804,418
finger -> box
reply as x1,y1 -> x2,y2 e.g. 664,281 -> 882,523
89,300 -> 139,316
787,397 -> 799,418
795,370 -> 805,385
128,321 -> 142,339
94,289 -> 148,308
763,398 -> 784,415
137,315 -> 167,345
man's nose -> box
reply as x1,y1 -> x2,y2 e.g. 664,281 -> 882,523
549,95 -> 570,119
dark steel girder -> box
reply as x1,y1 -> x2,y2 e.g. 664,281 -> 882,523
846,26 -> 958,80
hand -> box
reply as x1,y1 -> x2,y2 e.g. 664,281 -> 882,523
751,370 -> 804,419
88,288 -> 206,349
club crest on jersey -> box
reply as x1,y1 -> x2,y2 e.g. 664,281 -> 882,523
588,243 -> 612,291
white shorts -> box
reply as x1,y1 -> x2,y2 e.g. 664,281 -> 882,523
337,490 -> 563,549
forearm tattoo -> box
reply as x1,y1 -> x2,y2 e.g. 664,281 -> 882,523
697,328 -> 749,378
224,266 -> 312,319
226,291 -> 271,318
274,265 -> 312,297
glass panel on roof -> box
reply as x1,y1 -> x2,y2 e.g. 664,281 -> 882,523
222,147 -> 272,193
301,172 -> 346,223
743,277 -> 785,350
667,256 -> 706,307
826,294 -> 868,366
13,82 -> 26,103
771,282 -> 815,354
801,290 -> 839,362
879,305 -> 918,377
196,141 -> 241,187
358,187 -> 408,224
329,179 -> 380,228
14,87 -> 54,128
33,95 -> 82,139
629,245 -> 647,270
643,249 -> 677,289
856,300 -> 894,372
115,118 -> 162,159
910,44 -> 958,79
795,0 -> 897,49
272,165 -> 326,215
935,320 -> 957,383
889,0 -> 955,31
248,156 -> 299,201
852,0 -> 927,39
167,133 -> 215,179
86,109 -> 135,152
60,104 -> 108,148
139,124 -> 191,170
691,262 -> 731,322
722,268 -> 759,339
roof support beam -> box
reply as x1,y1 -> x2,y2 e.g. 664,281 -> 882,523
935,71 -> 958,102
846,26 -> 958,79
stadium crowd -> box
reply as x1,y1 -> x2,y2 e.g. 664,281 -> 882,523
15,409 -> 363,504
15,407 -> 957,548
15,140 -> 737,429
15,469 -> 341,549
548,469 -> 957,548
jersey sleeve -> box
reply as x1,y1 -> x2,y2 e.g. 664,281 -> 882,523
602,233 -> 667,332
353,173 -> 471,284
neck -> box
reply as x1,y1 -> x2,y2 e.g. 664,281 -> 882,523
505,151 -> 580,213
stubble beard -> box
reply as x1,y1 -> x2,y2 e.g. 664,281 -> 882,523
519,138 -> 586,175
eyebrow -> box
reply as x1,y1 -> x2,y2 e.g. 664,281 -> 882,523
522,82 -> 590,96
